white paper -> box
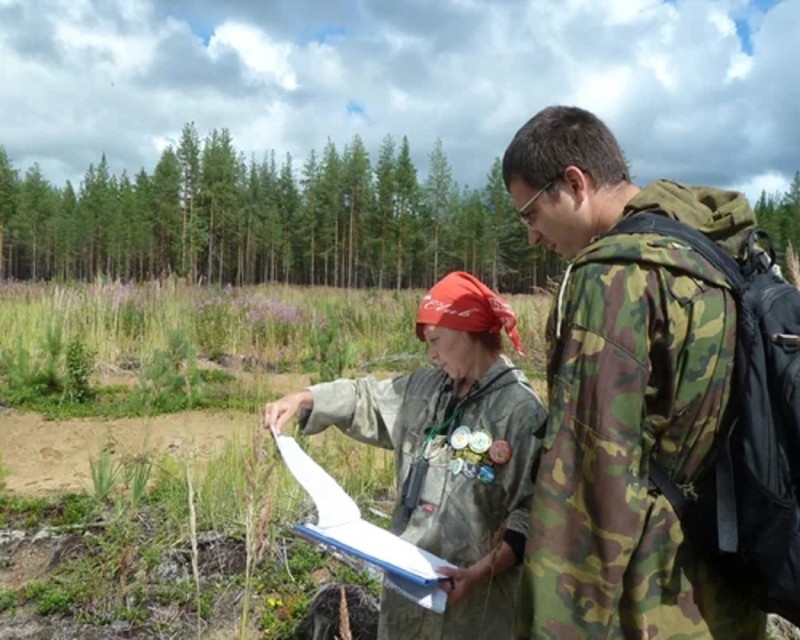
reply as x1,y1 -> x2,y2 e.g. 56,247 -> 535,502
273,433 -> 360,528
273,432 -> 454,611
384,573 -> 447,614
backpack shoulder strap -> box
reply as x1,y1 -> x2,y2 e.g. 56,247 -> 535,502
603,211 -> 744,551
605,212 -> 745,291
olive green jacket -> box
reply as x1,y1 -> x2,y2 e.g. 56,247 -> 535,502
517,180 -> 766,639
303,355 -> 546,640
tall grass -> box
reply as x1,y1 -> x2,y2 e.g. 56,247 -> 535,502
0,278 -> 553,636
0,278 -> 551,381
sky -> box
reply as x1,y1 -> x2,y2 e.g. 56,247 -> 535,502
0,0 -> 797,205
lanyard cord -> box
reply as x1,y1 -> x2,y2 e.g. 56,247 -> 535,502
417,366 -> 519,457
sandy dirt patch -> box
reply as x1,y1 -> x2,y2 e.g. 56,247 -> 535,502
0,370 -> 546,498
0,372 -> 319,497
0,408 -> 254,496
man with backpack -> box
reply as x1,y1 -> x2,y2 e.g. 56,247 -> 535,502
503,105 -> 766,638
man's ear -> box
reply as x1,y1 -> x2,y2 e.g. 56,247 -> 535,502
562,165 -> 593,203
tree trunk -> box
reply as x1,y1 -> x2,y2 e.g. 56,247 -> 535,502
348,198 -> 355,289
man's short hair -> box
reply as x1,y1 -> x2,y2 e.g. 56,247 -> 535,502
502,105 -> 631,191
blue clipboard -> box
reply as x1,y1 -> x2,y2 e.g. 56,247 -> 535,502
293,524 -> 448,587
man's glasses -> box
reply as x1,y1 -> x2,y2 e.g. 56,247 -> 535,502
517,180 -> 555,227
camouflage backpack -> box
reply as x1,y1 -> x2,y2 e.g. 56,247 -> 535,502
603,212 -> 800,625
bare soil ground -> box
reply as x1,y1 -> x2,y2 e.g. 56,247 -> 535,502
1,371 -> 796,640
0,371 -> 313,497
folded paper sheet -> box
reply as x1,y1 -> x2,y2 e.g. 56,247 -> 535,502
273,432 -> 453,612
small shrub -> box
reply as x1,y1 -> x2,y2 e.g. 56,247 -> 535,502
63,338 -> 95,403
194,294 -> 233,361
0,494 -> 49,529
0,588 -> 17,613
24,580 -> 73,616
0,338 -> 54,405
53,493 -> 97,526
309,308 -> 356,384
130,329 -> 205,413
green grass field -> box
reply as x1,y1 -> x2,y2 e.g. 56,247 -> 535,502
0,278 -> 552,639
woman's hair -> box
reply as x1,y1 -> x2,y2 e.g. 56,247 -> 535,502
472,330 -> 502,353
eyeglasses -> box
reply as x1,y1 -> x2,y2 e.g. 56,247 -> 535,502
517,180 -> 555,227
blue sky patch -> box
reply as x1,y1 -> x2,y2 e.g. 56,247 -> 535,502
734,0 -> 781,55
299,26 -> 348,46
346,101 -> 366,118
751,0 -> 781,12
735,18 -> 753,54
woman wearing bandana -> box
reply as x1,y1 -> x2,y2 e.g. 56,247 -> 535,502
264,271 -> 547,640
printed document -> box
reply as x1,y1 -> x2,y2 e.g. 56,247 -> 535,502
273,432 -> 453,612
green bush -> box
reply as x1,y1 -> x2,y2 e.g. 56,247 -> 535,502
130,329 -> 205,413
0,588 -> 17,613
0,329 -> 95,410
24,580 -> 73,616
64,338 -> 95,403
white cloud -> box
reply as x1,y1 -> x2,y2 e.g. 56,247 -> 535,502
730,171 -> 791,206
208,22 -> 297,91
0,0 -> 796,201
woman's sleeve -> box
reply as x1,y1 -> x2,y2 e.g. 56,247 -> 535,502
501,389 -> 547,539
300,374 -> 412,450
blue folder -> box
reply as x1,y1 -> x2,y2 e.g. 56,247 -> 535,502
293,523 -> 448,587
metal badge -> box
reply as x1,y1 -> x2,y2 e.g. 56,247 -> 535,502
450,457 -> 465,476
463,462 -> 478,480
488,439 -> 513,465
478,465 -> 496,484
450,425 -> 472,450
468,429 -> 492,454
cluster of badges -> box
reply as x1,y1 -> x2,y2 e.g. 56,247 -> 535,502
448,425 -> 513,484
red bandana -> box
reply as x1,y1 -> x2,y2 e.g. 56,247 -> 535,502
415,271 -> 524,356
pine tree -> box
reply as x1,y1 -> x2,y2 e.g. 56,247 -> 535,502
371,135 -> 396,289
0,147 -> 19,279
299,149 -> 322,285
423,139 -> 456,285
177,122 -> 203,280
200,128 -> 239,284
341,135 -> 372,288
151,147 -> 182,277
394,136 -> 419,289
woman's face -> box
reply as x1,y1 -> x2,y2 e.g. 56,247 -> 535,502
421,324 -> 476,382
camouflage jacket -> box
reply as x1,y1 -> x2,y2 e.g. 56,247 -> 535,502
302,355 -> 546,640
517,180 -> 766,639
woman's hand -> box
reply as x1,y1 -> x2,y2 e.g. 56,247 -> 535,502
262,390 -> 314,434
436,540 -> 519,606
436,565 -> 481,607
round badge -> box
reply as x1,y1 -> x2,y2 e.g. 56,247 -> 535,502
488,440 -> 513,465
450,425 -> 472,450
468,429 -> 492,454
450,457 -> 465,476
462,462 -> 478,480
478,465 -> 496,484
